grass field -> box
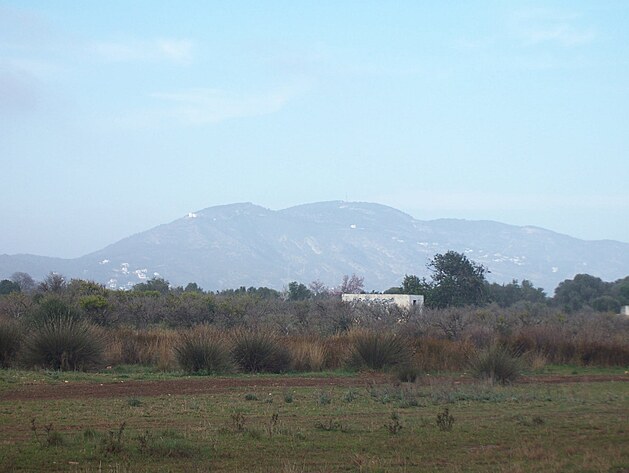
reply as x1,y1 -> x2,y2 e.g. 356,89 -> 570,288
0,369 -> 627,472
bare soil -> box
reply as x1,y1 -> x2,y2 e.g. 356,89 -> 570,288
1,373 -> 626,402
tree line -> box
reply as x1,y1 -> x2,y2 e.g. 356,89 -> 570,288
1,251 -> 628,329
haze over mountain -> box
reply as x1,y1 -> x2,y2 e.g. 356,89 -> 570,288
1,201 -> 628,293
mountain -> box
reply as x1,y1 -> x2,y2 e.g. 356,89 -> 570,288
1,201 -> 628,293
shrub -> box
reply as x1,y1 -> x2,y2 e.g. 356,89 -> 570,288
174,326 -> 233,374
20,316 -> 104,371
231,329 -> 291,373
468,344 -> 521,384
347,329 -> 410,370
0,317 -> 22,368
289,339 -> 328,371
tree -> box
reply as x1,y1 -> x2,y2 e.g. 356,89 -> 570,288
553,274 -> 609,312
0,279 -> 21,295
425,251 -> 488,308
339,274 -> 364,294
488,279 -> 547,307
287,282 -> 312,301
38,273 -> 67,293
11,272 -> 35,293
133,277 -> 170,295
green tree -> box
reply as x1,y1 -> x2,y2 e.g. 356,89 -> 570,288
553,274 -> 609,312
287,282 -> 312,301
133,277 -> 170,295
425,251 -> 488,308
0,279 -> 21,295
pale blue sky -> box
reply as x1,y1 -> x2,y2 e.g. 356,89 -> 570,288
1,1 -> 628,258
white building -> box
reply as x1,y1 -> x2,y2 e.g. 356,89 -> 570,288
620,305 -> 629,317
341,293 -> 424,310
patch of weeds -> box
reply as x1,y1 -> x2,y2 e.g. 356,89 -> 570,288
318,390 -> 332,405
396,364 -> 420,383
83,428 -> 98,440
266,412 -> 279,437
30,418 -> 64,447
343,388 -> 358,403
244,393 -> 258,401
101,422 -> 127,455
283,391 -> 294,403
127,398 -> 142,407
436,407 -> 454,432
136,429 -> 198,458
385,412 -> 403,435
314,419 -> 347,432
514,414 -> 545,427
245,428 -> 263,440
370,385 -> 402,404
230,412 -> 246,432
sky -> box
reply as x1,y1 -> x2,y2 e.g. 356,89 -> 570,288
1,1 -> 628,258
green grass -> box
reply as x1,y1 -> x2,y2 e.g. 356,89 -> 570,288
0,370 -> 627,472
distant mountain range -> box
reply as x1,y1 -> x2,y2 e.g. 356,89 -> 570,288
1,201 -> 628,293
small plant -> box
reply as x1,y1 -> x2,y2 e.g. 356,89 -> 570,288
101,422 -> 126,455
318,390 -> 332,405
469,344 -> 522,384
30,418 -> 64,447
266,412 -> 279,437
174,326 -> 233,374
385,412 -> 403,435
283,391 -> 294,403
231,412 -> 246,432
343,389 -> 358,403
231,329 -> 291,373
436,407 -> 454,432
314,419 -> 346,432
127,398 -> 142,407
347,329 -> 411,370
244,393 -> 258,401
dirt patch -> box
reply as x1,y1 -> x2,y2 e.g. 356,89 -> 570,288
0,373 -> 626,402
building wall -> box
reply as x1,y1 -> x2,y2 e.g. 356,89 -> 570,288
341,293 -> 424,309
621,305 -> 629,317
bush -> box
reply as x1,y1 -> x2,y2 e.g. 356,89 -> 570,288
20,316 -> 104,371
0,317 -> 22,368
347,329 -> 410,370
289,339 -> 328,372
231,330 -> 291,373
174,326 -> 233,374
468,344 -> 521,384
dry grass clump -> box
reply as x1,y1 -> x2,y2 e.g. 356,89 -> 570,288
288,338 -> 329,372
468,344 -> 522,384
21,317 -> 104,371
106,327 -> 177,370
346,328 -> 410,370
410,337 -> 473,372
231,329 -> 291,373
174,325 -> 233,374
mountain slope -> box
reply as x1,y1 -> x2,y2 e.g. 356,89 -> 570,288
1,201 -> 628,293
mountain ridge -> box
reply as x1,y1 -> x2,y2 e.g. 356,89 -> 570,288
1,201 -> 627,293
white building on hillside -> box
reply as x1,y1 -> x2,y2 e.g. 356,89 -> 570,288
342,293 -> 424,310
621,305 -> 629,317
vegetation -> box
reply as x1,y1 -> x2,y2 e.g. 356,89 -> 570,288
468,344 -> 522,384
0,371 -> 626,472
174,325 -> 233,374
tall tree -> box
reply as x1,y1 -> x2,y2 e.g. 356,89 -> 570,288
426,251 -> 488,308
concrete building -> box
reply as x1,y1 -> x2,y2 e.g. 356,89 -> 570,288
621,305 -> 629,317
341,293 -> 424,309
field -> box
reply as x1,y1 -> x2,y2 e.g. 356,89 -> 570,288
1,368 -> 627,472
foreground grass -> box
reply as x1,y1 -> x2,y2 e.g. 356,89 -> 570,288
0,371 -> 627,472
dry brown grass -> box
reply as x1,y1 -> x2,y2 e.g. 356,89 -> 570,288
287,337 -> 329,372
105,326 -> 178,370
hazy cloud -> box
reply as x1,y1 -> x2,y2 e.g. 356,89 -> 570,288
511,8 -> 595,47
91,38 -> 193,63
115,83 -> 308,128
